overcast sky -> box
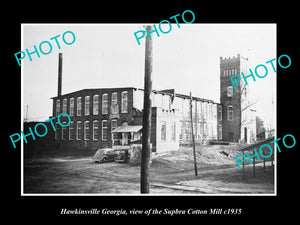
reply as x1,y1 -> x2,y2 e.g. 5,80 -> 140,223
22,23 -> 276,128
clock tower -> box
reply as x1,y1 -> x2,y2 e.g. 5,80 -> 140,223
220,54 -> 256,143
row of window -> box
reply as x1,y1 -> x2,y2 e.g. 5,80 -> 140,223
180,99 -> 218,121
219,105 -> 234,121
179,120 -> 218,140
223,68 -> 238,77
199,104 -> 233,123
55,91 -> 128,117
55,119 -> 118,141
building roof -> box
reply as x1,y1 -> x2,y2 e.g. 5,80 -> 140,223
50,87 -> 136,99
51,86 -> 219,104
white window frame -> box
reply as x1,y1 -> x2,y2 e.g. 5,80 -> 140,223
111,119 -> 118,131
76,121 -> 82,140
62,122 -> 67,140
111,92 -> 118,114
121,91 -> 128,113
62,98 -> 67,114
171,122 -> 176,141
69,121 -> 74,140
218,124 -> 222,140
227,86 -> 233,97
227,105 -> 234,121
56,100 -> 60,117
85,96 -> 90,116
218,105 -> 222,121
69,98 -> 74,116
55,122 -> 59,140
102,120 -> 108,141
93,95 -> 99,115
77,97 -> 82,116
84,121 -> 89,140
161,121 -> 166,141
93,120 -> 99,141
102,93 -> 108,114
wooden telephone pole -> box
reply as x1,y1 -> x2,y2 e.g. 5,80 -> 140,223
190,92 -> 198,176
141,25 -> 153,193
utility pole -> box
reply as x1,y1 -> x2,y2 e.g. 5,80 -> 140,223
141,25 -> 153,193
190,92 -> 198,176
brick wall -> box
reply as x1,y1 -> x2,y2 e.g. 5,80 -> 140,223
51,87 -> 137,151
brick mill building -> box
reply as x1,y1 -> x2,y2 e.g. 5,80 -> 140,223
49,53 -> 256,152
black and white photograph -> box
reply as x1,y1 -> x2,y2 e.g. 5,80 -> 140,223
21,23 -> 276,195
5,5 -> 298,221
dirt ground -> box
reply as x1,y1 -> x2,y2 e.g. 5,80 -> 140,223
24,145 -> 275,194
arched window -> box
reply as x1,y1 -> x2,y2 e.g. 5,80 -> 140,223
227,86 -> 233,97
85,96 -> 90,115
76,121 -> 82,140
218,124 -> 222,140
227,105 -> 234,121
84,121 -> 89,140
218,105 -> 222,121
102,93 -> 108,114
93,95 -> 99,115
77,97 -> 82,116
56,100 -> 60,117
93,120 -> 99,141
69,98 -> 74,116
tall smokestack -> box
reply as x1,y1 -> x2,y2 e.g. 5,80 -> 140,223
57,53 -> 63,96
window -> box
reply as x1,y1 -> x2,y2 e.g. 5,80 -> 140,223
218,124 -> 222,140
209,103 -> 213,120
171,122 -> 176,141
93,95 -> 99,115
56,100 -> 60,117
161,121 -> 166,141
102,93 -> 108,114
213,104 -> 217,120
93,120 -> 99,141
62,98 -> 67,114
85,96 -> 90,115
121,91 -> 128,113
76,121 -> 82,140
102,120 -> 108,140
203,102 -> 208,120
111,120 -> 118,140
111,92 -> 118,114
185,121 -> 190,140
69,98 -> 74,116
62,122 -> 67,140
227,105 -> 234,121
179,121 -> 184,140
218,105 -> 222,121
77,97 -> 82,116
69,121 -> 74,140
84,121 -> 89,140
111,120 -> 118,131
55,122 -> 60,140
227,86 -> 233,97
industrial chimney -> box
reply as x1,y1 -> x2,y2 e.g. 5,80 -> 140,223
57,53 -> 63,96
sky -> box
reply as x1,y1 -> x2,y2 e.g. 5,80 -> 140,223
22,23 -> 276,128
